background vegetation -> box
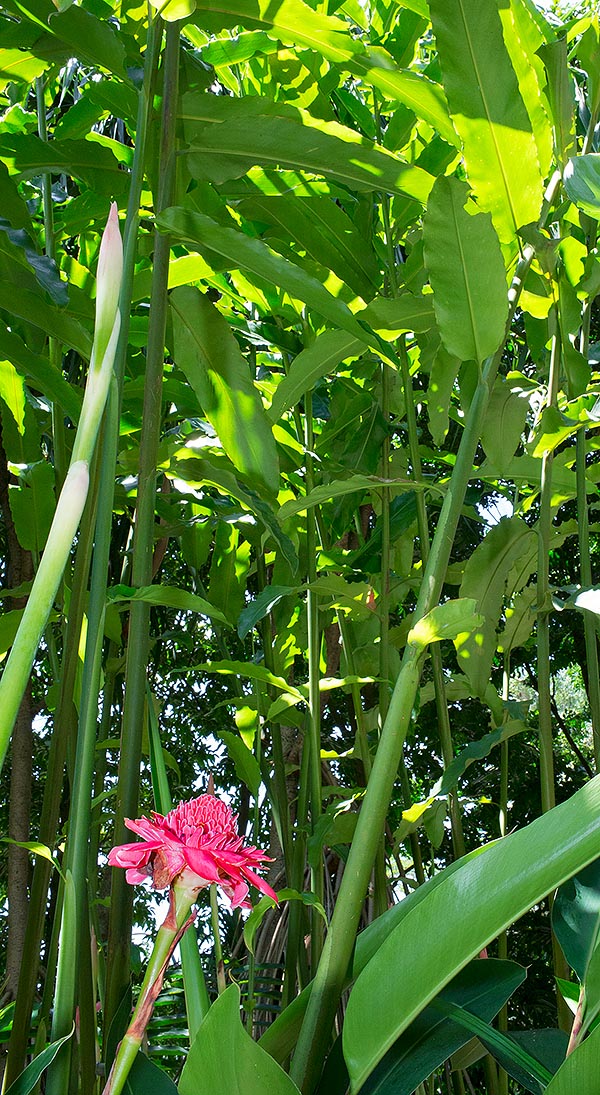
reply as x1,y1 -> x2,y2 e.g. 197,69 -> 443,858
1,0 -> 600,1092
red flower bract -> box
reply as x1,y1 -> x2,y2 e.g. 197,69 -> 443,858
108,794 -> 276,909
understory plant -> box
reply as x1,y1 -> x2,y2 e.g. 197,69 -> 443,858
1,0 -> 600,1093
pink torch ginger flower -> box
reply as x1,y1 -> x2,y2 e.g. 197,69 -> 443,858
108,794 -> 276,909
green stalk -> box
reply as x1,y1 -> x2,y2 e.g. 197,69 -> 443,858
289,210 -> 554,1091
537,323 -> 560,816
210,884 -> 227,996
104,17 -> 181,1039
304,390 -> 324,967
576,279 -> 600,770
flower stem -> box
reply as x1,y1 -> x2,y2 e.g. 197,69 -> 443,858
102,886 -> 196,1095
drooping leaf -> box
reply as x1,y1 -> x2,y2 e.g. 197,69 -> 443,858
430,0 -> 544,245
269,330 -> 365,423
171,286 -> 279,496
563,154 -> 600,219
0,322 -> 81,419
178,985 -> 301,1095
456,517 -> 536,698
407,598 -> 481,651
158,207 -> 372,344
244,889 -> 327,955
437,720 -> 527,797
553,856 -> 600,982
106,584 -> 229,626
0,359 -> 25,432
343,772 -> 600,1091
423,177 -> 508,364
182,93 -> 434,204
238,585 -> 300,641
218,731 -> 262,798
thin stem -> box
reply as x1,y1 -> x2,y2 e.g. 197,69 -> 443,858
210,885 -> 227,996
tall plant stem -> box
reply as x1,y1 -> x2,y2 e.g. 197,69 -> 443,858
576,270 -> 600,770
537,324 -> 560,816
304,390 -> 324,967
289,198 -> 555,1090
104,17 -> 180,1041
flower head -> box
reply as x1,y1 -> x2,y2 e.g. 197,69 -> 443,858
108,794 -> 276,909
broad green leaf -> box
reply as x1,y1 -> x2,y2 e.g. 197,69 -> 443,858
0,284 -> 91,359
218,731 -> 261,798
481,376 -> 530,473
407,598 -> 481,650
192,0 -> 456,143
270,331 -> 365,423
1,0 -> 130,79
238,193 -> 381,301
430,0 -> 543,245
543,1023 -> 600,1095
563,154 -> 600,219
158,208 -> 371,344
0,49 -> 47,91
359,293 -> 436,339
0,609 -> 24,657
456,517 -> 536,698
171,286 -> 279,496
0,322 -> 81,419
553,857 -> 600,981
0,133 -> 128,197
238,585 -> 299,641
122,1052 -> 178,1094
207,522 -> 250,626
3,1025 -> 74,1095
538,39 -> 576,167
1,838 -> 61,872
497,585 -> 537,654
178,985 -> 301,1095
423,177 -> 508,364
0,359 -> 25,431
9,461 -> 55,553
360,960 -> 526,1095
308,805 -> 358,869
497,0 -> 553,179
343,772 -> 600,1090
182,93 -> 434,204
427,346 -> 461,445
530,406 -> 582,458
0,160 -> 31,230
106,584 -> 228,626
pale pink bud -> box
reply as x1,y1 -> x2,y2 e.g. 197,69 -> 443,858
94,202 -> 123,352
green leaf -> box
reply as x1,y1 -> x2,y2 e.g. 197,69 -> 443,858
123,1052 -> 178,1094
9,461 -> 55,553
0,609 -> 24,656
0,359 -> 25,432
207,522 -> 250,626
0,133 -> 128,197
407,597 -> 481,650
238,585 -> 299,641
244,889 -> 327,955
0,322 -> 81,419
0,49 -> 48,91
279,474 -> 419,521
171,287 -> 279,497
3,1025 -> 74,1095
218,730 -> 262,798
178,985 -> 301,1095
1,838 -> 62,876
359,293 -> 436,339
543,1023 -> 600,1095
343,772 -> 600,1091
182,93 -> 434,204
563,155 -> 600,219
553,857 -> 600,982
432,999 -> 552,1092
423,176 -> 508,364
360,960 -> 526,1095
1,0 -> 130,79
437,720 -> 527,797
106,584 -> 228,626
456,517 -> 536,698
188,659 -> 303,699
0,283 -> 91,359
430,0 -> 543,245
481,376 -> 531,473
159,208 -> 375,344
